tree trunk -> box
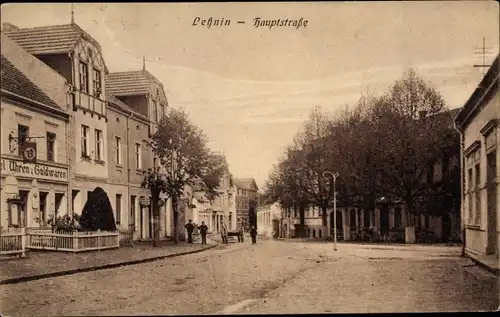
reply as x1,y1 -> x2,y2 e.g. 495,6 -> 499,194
172,195 -> 179,244
406,197 -> 414,227
321,205 -> 328,240
299,202 -> 305,225
151,190 -> 161,247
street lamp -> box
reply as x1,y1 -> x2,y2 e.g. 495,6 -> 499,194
323,170 -> 339,251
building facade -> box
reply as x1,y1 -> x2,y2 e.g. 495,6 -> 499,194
233,178 -> 259,229
3,23 -> 114,219
106,95 -> 157,240
1,33 -> 71,229
455,55 -> 499,259
256,202 -> 281,237
106,67 -> 172,240
190,156 -> 236,232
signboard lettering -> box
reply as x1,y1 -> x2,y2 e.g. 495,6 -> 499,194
0,158 -> 68,182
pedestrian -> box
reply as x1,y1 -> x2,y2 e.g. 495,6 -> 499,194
185,220 -> 195,243
239,226 -> 244,243
199,221 -> 208,244
250,226 -> 257,245
221,222 -> 228,244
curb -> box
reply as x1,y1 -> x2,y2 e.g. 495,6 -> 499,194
467,256 -> 499,276
0,244 -> 218,286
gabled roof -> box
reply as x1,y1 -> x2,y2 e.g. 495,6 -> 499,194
106,70 -> 164,97
3,23 -> 108,73
455,54 -> 499,130
234,178 -> 259,191
106,94 -> 150,122
3,23 -> 100,53
1,54 -> 60,110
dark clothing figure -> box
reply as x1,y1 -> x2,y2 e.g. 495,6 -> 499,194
185,222 -> 195,243
199,224 -> 208,244
250,227 -> 257,244
239,228 -> 244,243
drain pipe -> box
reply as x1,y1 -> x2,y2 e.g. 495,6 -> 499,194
454,121 -> 466,257
127,110 -> 134,245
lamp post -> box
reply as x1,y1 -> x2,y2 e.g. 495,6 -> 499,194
323,171 -> 339,251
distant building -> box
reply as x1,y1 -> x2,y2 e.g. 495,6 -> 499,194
233,178 -> 259,229
1,33 -> 71,229
455,54 -> 499,259
190,154 -> 236,232
256,202 -> 281,237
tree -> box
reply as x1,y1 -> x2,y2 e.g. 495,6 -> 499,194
372,69 -> 451,226
142,108 -> 225,246
79,187 -> 117,232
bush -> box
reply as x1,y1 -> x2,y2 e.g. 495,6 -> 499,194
79,187 -> 117,231
47,214 -> 81,232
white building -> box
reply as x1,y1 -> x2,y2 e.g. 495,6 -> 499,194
455,54 -> 499,260
256,202 -> 281,237
1,32 -> 71,229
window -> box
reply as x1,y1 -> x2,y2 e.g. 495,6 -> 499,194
115,194 -> 122,225
92,68 -> 102,97
81,125 -> 90,157
46,132 -> 56,162
152,100 -> 158,123
135,143 -> 142,169
95,129 -> 103,161
474,164 -> 481,225
160,104 -> 165,119
79,61 -> 88,93
153,157 -> 157,170
115,136 -> 122,165
130,196 -> 136,228
394,208 -> 402,228
17,124 -> 29,156
468,168 -> 473,224
39,192 -> 48,226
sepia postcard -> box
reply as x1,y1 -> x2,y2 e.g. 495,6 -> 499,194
0,1 -> 499,315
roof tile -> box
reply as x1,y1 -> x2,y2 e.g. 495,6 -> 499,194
1,54 -> 60,109
106,71 -> 154,96
3,24 -> 89,55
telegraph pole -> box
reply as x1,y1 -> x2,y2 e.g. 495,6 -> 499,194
473,37 -> 493,76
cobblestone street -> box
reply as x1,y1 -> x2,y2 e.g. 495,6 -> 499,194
0,240 -> 498,315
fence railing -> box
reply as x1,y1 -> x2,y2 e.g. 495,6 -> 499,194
27,230 -> 119,252
0,227 -> 26,258
118,225 -> 134,247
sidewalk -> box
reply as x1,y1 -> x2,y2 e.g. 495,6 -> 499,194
466,252 -> 500,276
0,239 -> 217,285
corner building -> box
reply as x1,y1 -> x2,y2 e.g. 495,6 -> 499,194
4,23 -> 113,217
1,33 -> 71,229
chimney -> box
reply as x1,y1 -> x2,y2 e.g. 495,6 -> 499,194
2,23 -> 19,32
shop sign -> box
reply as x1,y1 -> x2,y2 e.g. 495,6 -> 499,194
0,158 -> 68,182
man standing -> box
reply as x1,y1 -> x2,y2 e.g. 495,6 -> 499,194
185,220 -> 195,243
199,221 -> 208,244
250,226 -> 257,245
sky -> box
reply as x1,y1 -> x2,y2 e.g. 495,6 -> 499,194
1,2 -> 498,190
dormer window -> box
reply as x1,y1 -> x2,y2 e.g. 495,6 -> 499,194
79,61 -> 89,93
93,68 -> 102,97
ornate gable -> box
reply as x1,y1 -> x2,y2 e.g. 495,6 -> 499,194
74,39 -> 106,73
